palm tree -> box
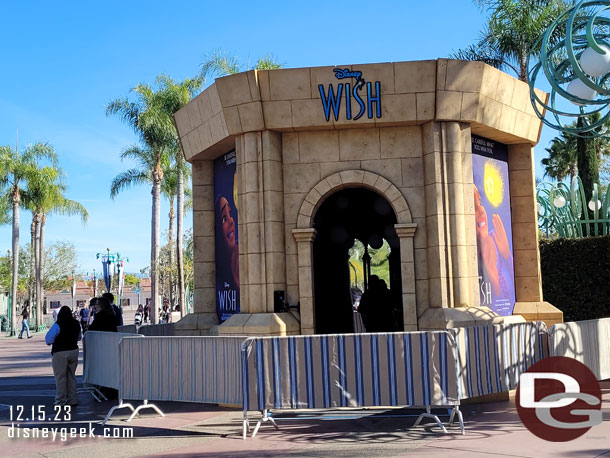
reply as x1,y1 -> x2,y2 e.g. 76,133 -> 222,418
0,142 -> 56,335
21,163 -> 88,328
161,161 -> 192,309
201,49 -> 282,79
108,77 -> 180,324
451,0 -> 572,81
109,143 -> 168,324
109,75 -> 203,323
542,134 -> 577,181
22,165 -> 57,328
153,75 -> 201,318
37,172 -> 88,320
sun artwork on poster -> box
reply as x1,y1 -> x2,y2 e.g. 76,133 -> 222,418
484,161 -> 504,208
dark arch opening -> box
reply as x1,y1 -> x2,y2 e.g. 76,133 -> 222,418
312,187 -> 402,334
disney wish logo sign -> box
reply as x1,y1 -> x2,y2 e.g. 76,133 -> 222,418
318,68 -> 382,122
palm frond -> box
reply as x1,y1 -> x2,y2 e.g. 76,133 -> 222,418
254,54 -> 283,70
106,98 -> 141,131
200,49 -> 241,78
50,197 -> 89,224
110,169 -> 151,198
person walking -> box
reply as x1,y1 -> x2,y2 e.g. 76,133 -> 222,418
45,306 -> 81,406
78,304 -> 89,334
18,306 -> 32,339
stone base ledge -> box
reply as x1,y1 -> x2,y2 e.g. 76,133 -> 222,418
418,306 -> 526,330
217,312 -> 301,336
512,301 -> 563,330
173,312 -> 219,336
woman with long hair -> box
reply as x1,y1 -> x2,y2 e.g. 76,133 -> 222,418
45,306 -> 82,406
88,296 -> 118,332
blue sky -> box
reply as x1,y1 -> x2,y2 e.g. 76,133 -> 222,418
0,1 -> 555,273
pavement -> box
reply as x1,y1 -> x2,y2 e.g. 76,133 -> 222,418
1,313 -> 609,457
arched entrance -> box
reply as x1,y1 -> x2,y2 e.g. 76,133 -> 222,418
312,187 -> 402,334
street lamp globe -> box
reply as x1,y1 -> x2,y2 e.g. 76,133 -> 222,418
566,78 -> 597,106
580,45 -> 610,77
553,195 -> 567,208
588,199 -> 602,211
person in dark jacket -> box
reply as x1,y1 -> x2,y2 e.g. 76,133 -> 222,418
45,306 -> 82,406
88,297 -> 118,332
102,292 -> 123,326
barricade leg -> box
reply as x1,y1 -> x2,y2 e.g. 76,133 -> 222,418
453,406 -> 465,435
77,385 -> 107,402
102,399 -> 136,426
126,399 -> 165,422
251,409 -> 279,438
413,406 -> 448,433
242,411 -> 250,440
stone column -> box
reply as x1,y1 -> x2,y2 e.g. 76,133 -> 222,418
238,131 -> 265,313
419,122 -> 483,329
219,131 -> 299,336
394,223 -> 418,330
422,121 -> 451,309
442,122 -> 474,308
509,143 -> 563,327
292,228 -> 316,335
175,159 -> 218,335
261,131 -> 287,311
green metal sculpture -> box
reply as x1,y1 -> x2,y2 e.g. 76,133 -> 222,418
537,176 -> 610,237
528,0 -> 610,137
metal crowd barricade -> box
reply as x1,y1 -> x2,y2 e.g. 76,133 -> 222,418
137,322 -> 175,336
549,317 -> 610,380
450,321 -> 549,398
80,331 -> 144,417
109,336 -> 246,424
240,331 -> 463,439
117,324 -> 137,334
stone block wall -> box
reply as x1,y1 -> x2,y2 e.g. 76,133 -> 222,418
282,126 -> 426,319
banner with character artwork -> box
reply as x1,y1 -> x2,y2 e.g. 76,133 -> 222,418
213,150 -> 240,322
472,135 -> 516,316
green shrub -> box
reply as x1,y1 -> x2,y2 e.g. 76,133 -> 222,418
540,236 -> 610,322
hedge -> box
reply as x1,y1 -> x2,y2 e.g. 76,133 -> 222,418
540,236 -> 610,322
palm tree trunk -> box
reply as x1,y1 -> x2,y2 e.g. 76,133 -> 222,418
176,161 -> 186,318
34,213 -> 42,329
10,189 -> 20,336
168,198 -> 175,309
29,219 -> 36,323
150,168 -> 162,325
39,214 -> 46,315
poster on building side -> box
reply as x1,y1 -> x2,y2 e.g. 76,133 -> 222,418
213,150 -> 240,322
472,135 -> 516,316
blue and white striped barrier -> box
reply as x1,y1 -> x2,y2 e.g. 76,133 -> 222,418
549,317 -> 610,380
241,331 -> 463,438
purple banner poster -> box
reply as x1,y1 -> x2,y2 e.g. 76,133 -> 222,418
471,135 -> 516,316
213,151 -> 240,322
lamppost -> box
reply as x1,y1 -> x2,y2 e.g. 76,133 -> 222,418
136,278 -> 141,307
71,271 -> 76,311
528,1 -> 610,137
95,249 -> 129,310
